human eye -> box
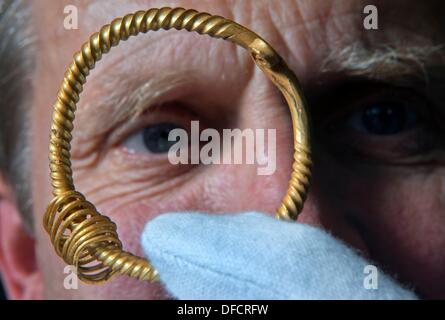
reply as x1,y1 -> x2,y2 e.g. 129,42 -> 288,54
123,122 -> 184,154
315,81 -> 444,165
113,102 -> 195,161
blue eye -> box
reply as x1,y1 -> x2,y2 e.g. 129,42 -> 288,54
123,122 -> 183,154
317,85 -> 438,161
142,123 -> 182,153
349,102 -> 418,135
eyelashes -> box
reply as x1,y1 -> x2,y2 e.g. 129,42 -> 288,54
346,102 -> 417,135
330,87 -> 427,136
312,81 -> 443,163
123,122 -> 184,155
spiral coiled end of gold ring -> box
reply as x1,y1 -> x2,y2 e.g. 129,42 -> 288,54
44,7 -> 312,283
44,191 -> 158,283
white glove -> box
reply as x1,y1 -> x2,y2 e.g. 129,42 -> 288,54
141,211 -> 417,300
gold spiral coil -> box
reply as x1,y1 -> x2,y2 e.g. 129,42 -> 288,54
44,7 -> 312,283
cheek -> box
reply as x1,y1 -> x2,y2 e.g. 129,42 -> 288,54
341,165 -> 445,298
308,141 -> 445,298
72,124 -> 297,222
68,157 -> 287,299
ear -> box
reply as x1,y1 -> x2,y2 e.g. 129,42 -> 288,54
0,176 -> 43,299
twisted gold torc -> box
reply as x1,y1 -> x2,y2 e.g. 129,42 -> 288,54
44,7 -> 312,284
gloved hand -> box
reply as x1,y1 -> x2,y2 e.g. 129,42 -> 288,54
140,212 -> 417,300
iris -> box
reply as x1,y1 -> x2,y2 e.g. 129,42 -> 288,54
142,123 -> 182,153
361,103 -> 414,135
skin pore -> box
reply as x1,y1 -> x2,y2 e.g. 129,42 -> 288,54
0,0 -> 444,299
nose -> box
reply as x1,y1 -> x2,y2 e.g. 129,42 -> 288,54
197,69 -> 370,255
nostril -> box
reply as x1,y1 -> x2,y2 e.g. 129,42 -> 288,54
295,195 -> 372,259
343,212 -> 373,259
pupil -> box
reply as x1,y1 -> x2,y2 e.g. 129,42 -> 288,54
142,123 -> 182,154
362,104 -> 407,135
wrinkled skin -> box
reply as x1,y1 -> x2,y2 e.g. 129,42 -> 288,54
0,0 -> 444,299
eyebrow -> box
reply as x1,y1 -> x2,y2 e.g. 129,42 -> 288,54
75,70 -> 197,139
320,43 -> 445,85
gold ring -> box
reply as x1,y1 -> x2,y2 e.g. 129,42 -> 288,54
44,7 -> 312,284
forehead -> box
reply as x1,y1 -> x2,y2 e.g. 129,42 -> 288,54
30,0 -> 445,100
29,0 -> 445,128
33,0 -> 444,40
32,0 -> 444,59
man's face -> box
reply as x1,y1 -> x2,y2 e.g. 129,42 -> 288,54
24,0 -> 445,299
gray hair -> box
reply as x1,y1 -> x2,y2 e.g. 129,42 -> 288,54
0,0 -> 35,233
